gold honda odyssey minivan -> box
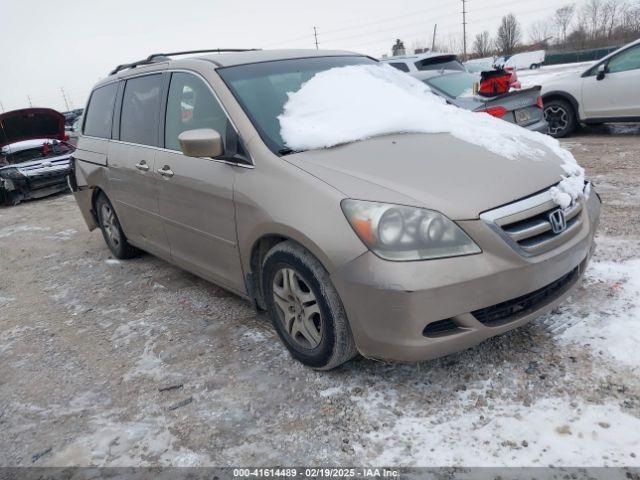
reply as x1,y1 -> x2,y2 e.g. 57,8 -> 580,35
71,49 -> 600,370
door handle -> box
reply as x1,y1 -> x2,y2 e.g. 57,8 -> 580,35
135,161 -> 149,171
158,165 -> 174,178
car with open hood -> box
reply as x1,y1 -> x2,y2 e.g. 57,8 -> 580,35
71,49 -> 600,370
0,108 -> 74,205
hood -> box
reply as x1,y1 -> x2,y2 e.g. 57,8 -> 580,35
0,108 -> 66,149
285,133 -> 566,220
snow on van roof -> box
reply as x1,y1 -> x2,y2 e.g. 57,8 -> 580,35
278,64 -> 584,207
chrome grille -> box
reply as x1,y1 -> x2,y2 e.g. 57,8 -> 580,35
17,155 -> 71,177
480,184 -> 587,256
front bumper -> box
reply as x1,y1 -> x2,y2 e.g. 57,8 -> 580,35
331,191 -> 600,362
0,156 -> 71,204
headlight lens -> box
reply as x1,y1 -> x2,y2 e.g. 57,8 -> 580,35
341,199 -> 481,261
0,167 -> 24,180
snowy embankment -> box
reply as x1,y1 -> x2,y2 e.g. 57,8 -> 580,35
518,61 -> 595,88
351,251 -> 640,467
278,64 -> 584,208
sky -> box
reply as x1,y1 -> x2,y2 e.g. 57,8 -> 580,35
1,0 -> 569,113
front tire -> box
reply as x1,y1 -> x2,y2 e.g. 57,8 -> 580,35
262,241 -> 357,370
95,192 -> 139,259
544,99 -> 577,138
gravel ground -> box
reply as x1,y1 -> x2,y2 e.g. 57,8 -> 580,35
0,126 -> 639,467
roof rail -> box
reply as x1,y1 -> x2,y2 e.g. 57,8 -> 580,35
108,49 -> 260,76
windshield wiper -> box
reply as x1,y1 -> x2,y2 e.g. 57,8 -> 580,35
278,148 -> 299,156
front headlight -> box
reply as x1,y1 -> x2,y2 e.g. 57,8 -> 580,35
341,199 -> 481,261
0,167 -> 24,180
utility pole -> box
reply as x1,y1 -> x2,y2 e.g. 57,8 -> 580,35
461,0 -> 468,60
313,26 -> 319,49
27,95 -> 33,107
60,87 -> 70,111
432,24 -> 438,51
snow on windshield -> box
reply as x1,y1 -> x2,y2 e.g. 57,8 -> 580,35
278,64 -> 584,208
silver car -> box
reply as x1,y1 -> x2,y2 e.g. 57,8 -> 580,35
411,70 -> 548,133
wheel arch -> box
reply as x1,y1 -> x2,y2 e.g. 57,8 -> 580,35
90,187 -> 111,225
245,227 -> 338,310
542,91 -> 581,120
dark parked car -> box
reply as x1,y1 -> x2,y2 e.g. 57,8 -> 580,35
63,108 -> 84,129
411,70 -> 547,133
0,108 -> 74,206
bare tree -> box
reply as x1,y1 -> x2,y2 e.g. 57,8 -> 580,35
495,13 -> 522,55
603,0 -> 623,38
621,2 -> 640,34
472,31 -> 493,56
554,4 -> 576,43
444,33 -> 464,54
529,20 -> 554,45
516,0 -> 639,52
579,0 -> 605,39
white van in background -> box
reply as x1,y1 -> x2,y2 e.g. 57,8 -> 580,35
496,50 -> 546,70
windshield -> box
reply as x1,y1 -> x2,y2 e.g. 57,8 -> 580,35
424,72 -> 478,98
217,55 -> 377,154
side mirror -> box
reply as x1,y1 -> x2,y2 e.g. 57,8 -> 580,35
596,64 -> 607,81
178,128 -> 223,158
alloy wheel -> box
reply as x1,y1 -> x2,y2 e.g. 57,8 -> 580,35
545,105 -> 569,136
100,203 -> 121,248
272,267 -> 323,349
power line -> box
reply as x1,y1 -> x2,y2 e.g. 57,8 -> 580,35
262,2 -> 463,48
324,1 -> 569,51
267,0 -> 563,53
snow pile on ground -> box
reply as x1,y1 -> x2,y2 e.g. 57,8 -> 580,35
358,394 -> 640,466
560,259 -> 640,368
278,64 -> 584,207
518,61 -> 595,88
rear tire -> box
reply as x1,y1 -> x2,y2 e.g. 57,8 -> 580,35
95,192 -> 139,259
544,99 -> 577,138
262,241 -> 357,370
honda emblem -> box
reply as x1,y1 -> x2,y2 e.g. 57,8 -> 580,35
549,209 -> 567,234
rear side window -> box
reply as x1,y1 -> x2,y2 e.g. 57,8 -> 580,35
120,74 -> 162,146
389,62 -> 410,72
84,83 -> 117,138
164,72 -> 229,151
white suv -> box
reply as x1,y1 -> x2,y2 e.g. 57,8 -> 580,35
541,38 -> 640,137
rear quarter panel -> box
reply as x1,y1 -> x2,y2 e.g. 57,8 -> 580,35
72,136 -> 112,231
